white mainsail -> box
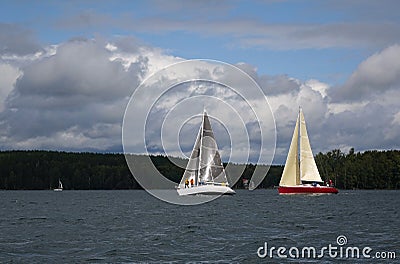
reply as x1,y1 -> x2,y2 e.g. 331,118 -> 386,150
58,179 -> 63,189
54,178 -> 63,191
179,111 -> 229,189
279,108 -> 323,187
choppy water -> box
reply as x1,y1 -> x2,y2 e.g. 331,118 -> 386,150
0,190 -> 398,263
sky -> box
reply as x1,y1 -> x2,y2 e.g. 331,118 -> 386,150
0,0 -> 400,164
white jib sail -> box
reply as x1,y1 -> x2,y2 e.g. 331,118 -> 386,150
299,109 -> 323,183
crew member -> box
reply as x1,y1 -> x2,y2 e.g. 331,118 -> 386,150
185,179 -> 189,188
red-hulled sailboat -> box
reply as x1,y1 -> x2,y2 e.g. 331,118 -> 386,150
278,108 -> 338,195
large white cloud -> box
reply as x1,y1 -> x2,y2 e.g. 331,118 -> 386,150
0,38 -> 163,151
0,33 -> 399,164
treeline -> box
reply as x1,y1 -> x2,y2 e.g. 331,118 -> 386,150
0,151 -> 136,190
0,149 -> 399,190
315,148 -> 400,189
0,150 -> 279,190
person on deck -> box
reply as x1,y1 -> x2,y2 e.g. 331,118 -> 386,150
185,179 -> 189,188
190,178 -> 194,187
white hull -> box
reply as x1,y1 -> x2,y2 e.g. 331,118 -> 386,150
53,188 -> 62,192
177,185 -> 235,196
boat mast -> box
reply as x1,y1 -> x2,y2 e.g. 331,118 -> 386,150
298,107 -> 301,182
197,110 -> 206,186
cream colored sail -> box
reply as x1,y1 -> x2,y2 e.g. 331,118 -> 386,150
299,109 -> 323,183
279,114 -> 300,186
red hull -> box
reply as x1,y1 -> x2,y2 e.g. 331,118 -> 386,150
278,186 -> 338,194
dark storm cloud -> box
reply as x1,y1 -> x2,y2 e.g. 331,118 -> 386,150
0,38 -> 147,148
0,23 -> 43,55
13,38 -> 135,100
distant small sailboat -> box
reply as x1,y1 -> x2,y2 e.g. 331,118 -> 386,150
278,108 -> 338,194
54,179 -> 63,192
177,111 -> 235,196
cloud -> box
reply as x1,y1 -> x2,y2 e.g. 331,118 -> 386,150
0,24 -> 399,164
237,22 -> 400,50
267,79 -> 329,162
246,45 -> 400,162
0,63 -> 21,111
0,23 -> 43,56
331,44 -> 400,102
322,100 -> 400,151
54,2 -> 400,51
121,60 -> 276,164
0,38 -> 152,151
322,0 -> 400,21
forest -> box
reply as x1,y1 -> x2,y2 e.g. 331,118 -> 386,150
0,149 -> 399,190
315,148 -> 400,189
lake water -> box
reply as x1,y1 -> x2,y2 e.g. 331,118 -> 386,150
0,190 -> 398,263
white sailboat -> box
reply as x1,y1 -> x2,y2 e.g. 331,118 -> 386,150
177,111 -> 235,196
278,108 -> 338,194
54,178 -> 63,192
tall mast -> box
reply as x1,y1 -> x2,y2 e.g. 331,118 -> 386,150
197,110 -> 206,185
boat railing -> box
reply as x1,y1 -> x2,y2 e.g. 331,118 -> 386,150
203,181 -> 229,186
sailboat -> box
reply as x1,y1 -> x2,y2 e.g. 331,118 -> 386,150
54,178 -> 63,192
278,108 -> 338,194
177,111 -> 235,196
